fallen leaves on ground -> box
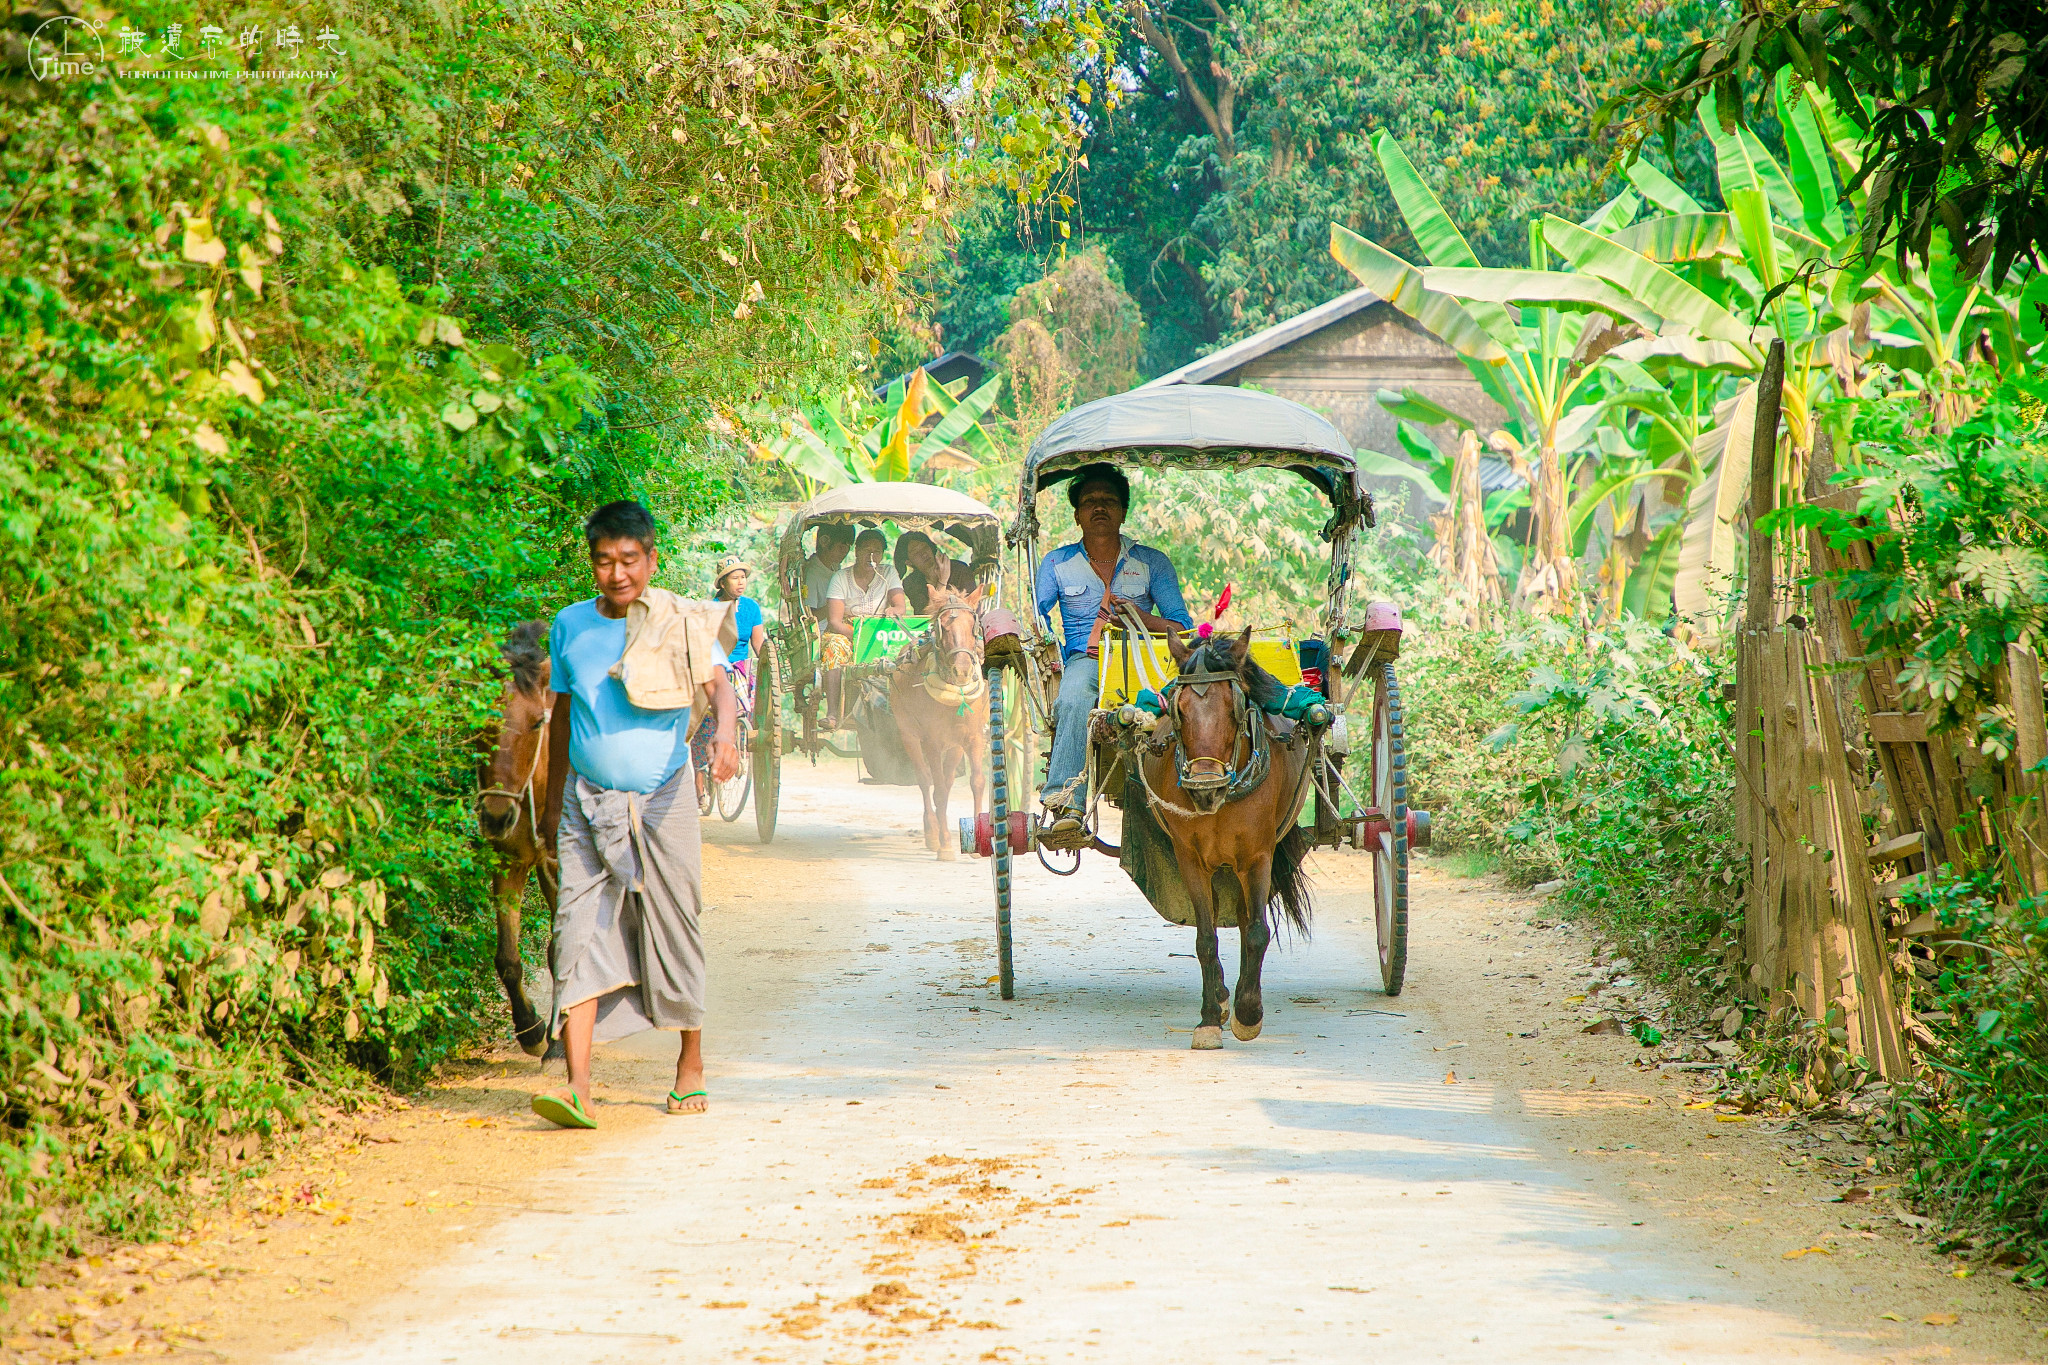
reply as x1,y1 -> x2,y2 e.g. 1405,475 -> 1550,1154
1924,1312 -> 1959,1326
1582,1018 -> 1626,1036
1782,1245 -> 1833,1259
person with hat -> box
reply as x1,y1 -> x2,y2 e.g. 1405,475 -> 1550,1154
694,555 -> 768,804
710,555 -> 768,666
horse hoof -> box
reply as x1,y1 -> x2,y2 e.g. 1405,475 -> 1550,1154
1191,1026 -> 1224,1050
542,1037 -> 566,1064
937,843 -> 958,862
1230,1016 -> 1263,1041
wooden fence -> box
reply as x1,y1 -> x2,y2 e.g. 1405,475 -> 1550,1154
1730,340 -> 2048,1081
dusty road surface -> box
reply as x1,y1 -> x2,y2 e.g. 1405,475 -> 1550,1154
7,760 -> 2044,1363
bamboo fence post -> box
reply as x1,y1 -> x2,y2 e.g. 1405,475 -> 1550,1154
2009,644 -> 2048,896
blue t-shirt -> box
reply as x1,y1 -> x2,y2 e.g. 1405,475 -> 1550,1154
1034,537 -> 1193,661
549,598 -> 723,794
724,595 -> 765,664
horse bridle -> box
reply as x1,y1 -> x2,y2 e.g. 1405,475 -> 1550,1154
477,705 -> 552,838
923,602 -> 983,675
1163,666 -> 1270,805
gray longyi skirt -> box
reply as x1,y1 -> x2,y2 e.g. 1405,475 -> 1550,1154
551,767 -> 706,1043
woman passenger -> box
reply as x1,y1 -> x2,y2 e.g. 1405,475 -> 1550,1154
821,528 -> 907,725
893,531 -> 977,614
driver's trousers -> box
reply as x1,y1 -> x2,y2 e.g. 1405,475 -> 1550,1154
1041,660 -> 1097,809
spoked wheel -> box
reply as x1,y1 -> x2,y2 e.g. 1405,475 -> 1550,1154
716,744 -> 751,822
753,639 -> 782,843
1370,661 -> 1409,996
988,664 -> 1014,1000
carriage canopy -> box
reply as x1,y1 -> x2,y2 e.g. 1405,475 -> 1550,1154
775,482 -> 1004,605
1012,387 -> 1370,544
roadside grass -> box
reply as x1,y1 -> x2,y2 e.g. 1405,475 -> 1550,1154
1431,847 -> 1500,879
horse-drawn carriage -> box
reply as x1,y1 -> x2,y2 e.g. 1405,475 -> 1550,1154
967,386 -> 1430,1039
764,484 -> 1015,853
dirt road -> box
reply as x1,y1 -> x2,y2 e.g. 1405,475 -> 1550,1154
7,761 -> 2043,1362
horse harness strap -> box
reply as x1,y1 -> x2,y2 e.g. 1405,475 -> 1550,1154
477,707 -> 554,841
1163,669 -> 1270,806
913,603 -> 986,716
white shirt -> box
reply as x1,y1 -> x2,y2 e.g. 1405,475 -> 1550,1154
826,564 -> 904,617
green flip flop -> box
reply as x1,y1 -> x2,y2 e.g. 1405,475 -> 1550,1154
531,1090 -> 597,1129
666,1090 -> 708,1115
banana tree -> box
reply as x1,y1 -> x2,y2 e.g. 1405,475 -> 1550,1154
750,372 -> 1005,494
1335,132 -> 1706,614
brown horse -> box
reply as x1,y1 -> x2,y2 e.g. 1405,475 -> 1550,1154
889,585 -> 990,860
475,621 -> 558,1055
1146,629 -> 1316,1049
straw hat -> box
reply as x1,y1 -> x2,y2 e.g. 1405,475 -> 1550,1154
711,554 -> 749,590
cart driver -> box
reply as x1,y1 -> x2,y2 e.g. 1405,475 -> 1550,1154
1033,463 -> 1192,836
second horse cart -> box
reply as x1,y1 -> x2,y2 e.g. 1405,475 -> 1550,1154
766,483 -> 1017,801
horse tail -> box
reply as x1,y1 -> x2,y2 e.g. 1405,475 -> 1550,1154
1269,824 -> 1314,937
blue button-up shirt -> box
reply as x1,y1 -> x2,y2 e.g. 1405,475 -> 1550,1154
1035,536 -> 1193,661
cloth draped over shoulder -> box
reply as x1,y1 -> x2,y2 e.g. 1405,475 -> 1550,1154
607,588 -> 737,713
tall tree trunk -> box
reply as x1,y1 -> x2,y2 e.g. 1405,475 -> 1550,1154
1129,2 -> 1234,163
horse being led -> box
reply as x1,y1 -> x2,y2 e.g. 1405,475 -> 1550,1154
476,621 -> 558,1055
889,584 -> 990,860
1147,629 -> 1316,1049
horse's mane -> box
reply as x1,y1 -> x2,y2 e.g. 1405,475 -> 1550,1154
1180,632 -> 1286,713
501,621 -> 549,694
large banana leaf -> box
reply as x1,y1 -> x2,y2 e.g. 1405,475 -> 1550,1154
874,369 -> 934,481
767,420 -> 864,487
1614,334 -> 1762,370
1699,100 -> 1784,291
1540,216 -> 1760,354
1581,189 -> 1642,234
1418,265 -> 1664,332
1331,224 -> 1511,361
1568,466 -> 1696,542
1609,213 -> 1741,263
1375,386 -> 1473,429
1374,131 -> 1480,268
1672,382 -> 1760,630
1369,135 -> 1520,342
1626,160 -> 1705,214
1621,518 -> 1685,619
1775,73 -> 1846,242
1354,446 -> 1448,505
914,375 -> 1001,467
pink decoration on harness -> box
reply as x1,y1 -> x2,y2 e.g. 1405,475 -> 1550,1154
1364,601 -> 1404,634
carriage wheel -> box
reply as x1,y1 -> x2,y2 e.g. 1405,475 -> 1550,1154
754,638 -> 782,844
988,664 -> 1015,1001
1370,661 -> 1409,996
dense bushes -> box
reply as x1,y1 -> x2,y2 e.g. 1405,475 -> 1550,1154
0,0 -> 1096,1286
1399,601 -> 1743,1006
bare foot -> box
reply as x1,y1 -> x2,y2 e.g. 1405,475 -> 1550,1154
669,1046 -> 706,1114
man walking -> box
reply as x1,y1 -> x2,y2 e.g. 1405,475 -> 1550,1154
1033,464 -> 1192,836
536,501 -> 739,1127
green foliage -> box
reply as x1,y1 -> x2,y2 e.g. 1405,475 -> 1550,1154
913,0 -> 1725,376
1892,877 -> 2048,1282
1400,604 -> 1744,996
1770,373 -> 2048,748
1605,0 -> 2048,285
0,0 -> 1100,1290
